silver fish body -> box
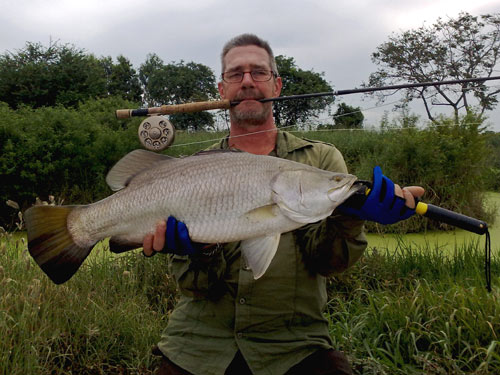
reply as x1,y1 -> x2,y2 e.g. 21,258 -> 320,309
25,150 -> 359,284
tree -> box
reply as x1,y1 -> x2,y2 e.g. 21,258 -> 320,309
102,55 -> 142,102
273,55 -> 333,127
332,103 -> 364,129
0,41 -> 108,108
368,12 -> 500,124
139,54 -> 218,130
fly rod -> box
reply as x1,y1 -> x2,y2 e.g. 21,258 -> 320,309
116,76 -> 500,119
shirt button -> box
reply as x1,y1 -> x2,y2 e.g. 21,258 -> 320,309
236,332 -> 243,339
239,298 -> 246,305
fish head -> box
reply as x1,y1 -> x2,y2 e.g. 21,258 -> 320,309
271,168 -> 358,224
326,173 -> 359,204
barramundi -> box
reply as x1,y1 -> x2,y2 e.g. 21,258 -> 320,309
24,149 -> 360,284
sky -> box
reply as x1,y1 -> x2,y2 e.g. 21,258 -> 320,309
1,0 -> 500,130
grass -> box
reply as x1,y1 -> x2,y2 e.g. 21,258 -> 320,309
326,243 -> 500,374
1,231 -> 498,374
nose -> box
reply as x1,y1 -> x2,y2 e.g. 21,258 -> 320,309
241,71 -> 256,87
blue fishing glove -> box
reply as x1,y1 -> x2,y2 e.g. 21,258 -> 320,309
339,166 -> 415,224
162,216 -> 200,256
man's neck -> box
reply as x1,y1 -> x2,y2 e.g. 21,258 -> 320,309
229,121 -> 278,155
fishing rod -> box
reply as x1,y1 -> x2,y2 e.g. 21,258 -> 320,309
115,75 -> 500,119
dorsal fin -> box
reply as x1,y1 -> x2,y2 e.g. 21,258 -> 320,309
106,149 -> 174,191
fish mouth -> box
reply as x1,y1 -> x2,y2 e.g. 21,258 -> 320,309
327,176 -> 360,203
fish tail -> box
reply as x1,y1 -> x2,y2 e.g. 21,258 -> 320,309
24,205 -> 94,284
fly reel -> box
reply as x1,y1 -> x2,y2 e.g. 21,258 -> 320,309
138,116 -> 175,151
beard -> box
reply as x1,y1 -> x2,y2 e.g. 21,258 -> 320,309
230,90 -> 273,127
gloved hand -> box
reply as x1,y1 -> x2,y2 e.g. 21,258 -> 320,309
163,216 -> 200,255
338,166 -> 415,224
142,216 -> 200,257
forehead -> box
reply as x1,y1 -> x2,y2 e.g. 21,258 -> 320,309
223,45 -> 271,71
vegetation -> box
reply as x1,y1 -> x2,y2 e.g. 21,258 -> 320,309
0,42 -> 141,109
273,55 -> 334,127
0,228 -> 498,374
332,102 -> 364,129
139,55 -> 218,131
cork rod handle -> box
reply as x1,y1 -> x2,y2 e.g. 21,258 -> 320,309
116,99 -> 232,119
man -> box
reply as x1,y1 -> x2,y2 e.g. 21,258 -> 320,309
144,34 -> 424,375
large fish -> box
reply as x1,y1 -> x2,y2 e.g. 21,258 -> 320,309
24,149 -> 360,284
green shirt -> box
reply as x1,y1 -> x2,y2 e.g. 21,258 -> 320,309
158,131 -> 367,375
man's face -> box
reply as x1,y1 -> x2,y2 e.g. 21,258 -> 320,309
218,45 -> 282,127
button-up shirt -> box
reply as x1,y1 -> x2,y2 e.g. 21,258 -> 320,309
158,131 -> 367,375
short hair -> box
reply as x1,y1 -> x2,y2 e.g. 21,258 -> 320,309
220,33 -> 278,75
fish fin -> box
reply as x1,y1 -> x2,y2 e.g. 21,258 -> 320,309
24,205 -> 95,284
241,234 -> 281,279
273,197 -> 332,224
106,149 -> 174,191
109,237 -> 142,253
244,204 -> 278,222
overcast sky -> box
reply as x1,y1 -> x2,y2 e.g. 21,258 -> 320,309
1,0 -> 500,130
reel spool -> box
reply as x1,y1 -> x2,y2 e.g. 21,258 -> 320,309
138,116 -> 175,151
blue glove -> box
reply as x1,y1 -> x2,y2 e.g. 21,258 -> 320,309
162,216 -> 200,256
339,166 -> 415,224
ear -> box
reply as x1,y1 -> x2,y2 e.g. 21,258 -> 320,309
218,81 -> 225,99
273,76 -> 282,97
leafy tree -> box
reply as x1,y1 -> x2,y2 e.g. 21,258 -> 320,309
101,55 -> 142,102
273,55 -> 333,127
332,102 -> 364,129
0,41 -> 108,108
139,54 -> 218,130
368,12 -> 500,124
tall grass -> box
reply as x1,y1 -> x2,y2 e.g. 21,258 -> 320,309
327,242 -> 500,374
1,231 -> 498,374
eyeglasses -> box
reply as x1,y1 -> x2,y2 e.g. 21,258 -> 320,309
221,70 -> 276,83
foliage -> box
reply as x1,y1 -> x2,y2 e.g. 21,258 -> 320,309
273,55 -> 334,127
139,54 -> 218,131
101,55 -> 142,102
327,243 -> 500,374
368,12 -> 500,123
483,131 -> 500,190
332,102 -> 364,129
0,97 -> 142,229
0,42 -> 105,108
0,41 -> 142,109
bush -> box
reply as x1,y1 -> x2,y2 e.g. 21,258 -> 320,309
0,97 -> 142,229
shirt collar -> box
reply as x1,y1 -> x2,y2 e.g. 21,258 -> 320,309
216,130 -> 312,157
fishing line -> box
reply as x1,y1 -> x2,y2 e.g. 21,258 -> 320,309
486,230 -> 492,292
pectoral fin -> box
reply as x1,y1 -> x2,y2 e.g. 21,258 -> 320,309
241,234 -> 281,279
109,236 -> 142,253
